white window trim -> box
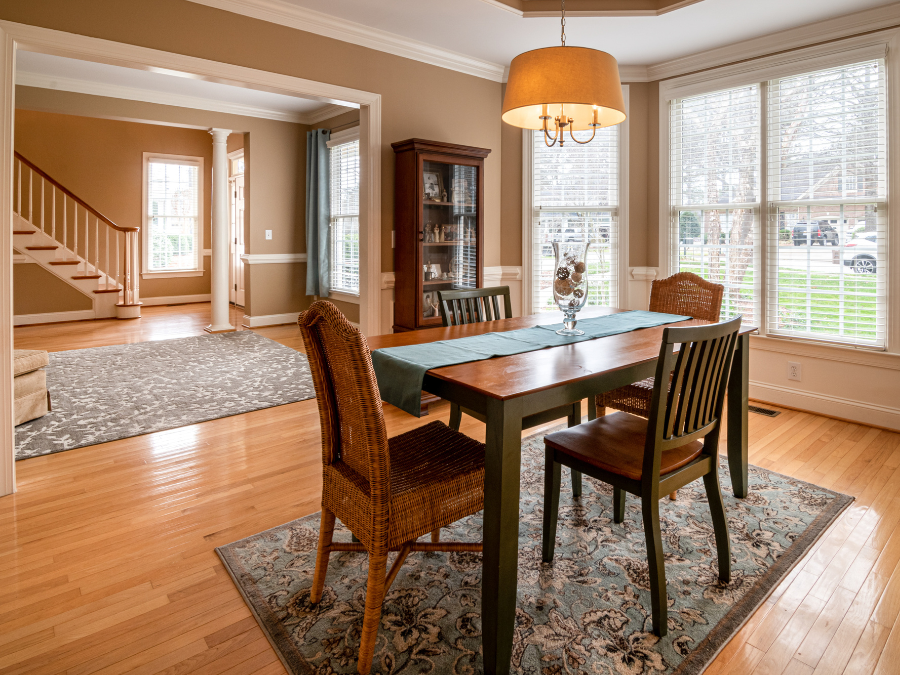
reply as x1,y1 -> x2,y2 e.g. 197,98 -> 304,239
327,132 -> 361,300
522,85 -> 630,314
141,152 -> 205,279
326,125 -> 360,149
659,30 -> 900,356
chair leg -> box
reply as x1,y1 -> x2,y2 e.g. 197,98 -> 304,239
669,491 -> 677,501
357,551 -> 389,675
542,449 -> 562,563
449,403 -> 462,431
311,508 -> 336,603
642,493 -> 668,637
613,488 -> 626,524
703,469 -> 732,584
568,402 -> 583,498
431,529 -> 440,543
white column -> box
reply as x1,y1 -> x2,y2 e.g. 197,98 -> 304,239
207,128 -> 234,332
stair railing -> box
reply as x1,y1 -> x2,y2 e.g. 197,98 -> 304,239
13,152 -> 140,308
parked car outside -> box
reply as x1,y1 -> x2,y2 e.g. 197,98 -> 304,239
792,221 -> 840,246
842,233 -> 877,273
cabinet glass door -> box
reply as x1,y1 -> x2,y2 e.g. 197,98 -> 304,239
420,160 -> 478,322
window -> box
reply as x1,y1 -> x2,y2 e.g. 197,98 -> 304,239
529,125 -> 621,313
670,85 -> 761,325
142,154 -> 203,276
327,132 -> 360,295
667,57 -> 888,348
767,60 -> 886,346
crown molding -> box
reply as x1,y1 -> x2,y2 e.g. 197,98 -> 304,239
304,102 -> 354,125
618,65 -> 650,83
647,3 -> 900,81
15,70 -> 351,125
186,0 -> 507,83
476,0 -> 703,18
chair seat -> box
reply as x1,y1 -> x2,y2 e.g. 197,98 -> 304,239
544,412 -> 703,481
325,421 -> 485,550
14,349 -> 49,377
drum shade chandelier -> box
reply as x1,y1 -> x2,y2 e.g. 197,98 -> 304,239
501,0 -> 626,147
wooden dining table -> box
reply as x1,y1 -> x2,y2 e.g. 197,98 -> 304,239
367,306 -> 755,675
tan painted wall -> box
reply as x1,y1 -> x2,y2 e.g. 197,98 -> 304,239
14,263 -> 92,315
14,87 -> 309,317
14,108 -> 213,303
2,0 -> 505,293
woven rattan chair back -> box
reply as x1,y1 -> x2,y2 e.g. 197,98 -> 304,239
646,316 -> 742,455
298,301 -> 389,499
438,286 -> 513,326
649,271 -> 724,323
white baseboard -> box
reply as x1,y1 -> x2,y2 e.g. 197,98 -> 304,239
142,294 -> 212,306
14,309 -> 96,326
749,381 -> 900,431
242,312 -> 301,327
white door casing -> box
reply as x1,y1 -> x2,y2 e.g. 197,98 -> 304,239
0,20 -> 383,496
229,150 -> 246,307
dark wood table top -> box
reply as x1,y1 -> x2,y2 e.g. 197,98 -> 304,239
367,307 -> 756,402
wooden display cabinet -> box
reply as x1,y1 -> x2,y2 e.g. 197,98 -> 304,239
391,138 -> 490,331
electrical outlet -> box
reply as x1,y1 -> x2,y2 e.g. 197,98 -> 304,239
787,361 -> 802,382
265,230 -> 273,240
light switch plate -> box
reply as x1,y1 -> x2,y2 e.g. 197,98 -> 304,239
265,230 -> 272,240
787,361 -> 801,381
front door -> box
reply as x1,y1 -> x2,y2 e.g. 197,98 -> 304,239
229,154 -> 245,307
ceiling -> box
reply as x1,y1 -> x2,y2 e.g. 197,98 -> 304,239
15,51 -> 356,125
256,0 -> 897,69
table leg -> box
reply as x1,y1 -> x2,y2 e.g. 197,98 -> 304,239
568,401 -> 582,498
482,397 -> 523,675
727,332 -> 749,498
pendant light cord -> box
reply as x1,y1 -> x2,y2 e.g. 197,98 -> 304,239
560,0 -> 566,47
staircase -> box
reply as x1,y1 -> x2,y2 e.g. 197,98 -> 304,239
13,152 -> 141,320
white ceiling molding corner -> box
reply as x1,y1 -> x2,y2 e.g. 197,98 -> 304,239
15,70 -> 309,123
646,2 -> 900,81
186,0 -> 507,82
303,102 -> 354,125
618,65 -> 650,82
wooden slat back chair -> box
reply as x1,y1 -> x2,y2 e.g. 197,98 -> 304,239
594,271 -> 724,500
438,285 -> 513,326
542,315 -> 742,637
298,301 -> 485,675
438,286 -> 585,497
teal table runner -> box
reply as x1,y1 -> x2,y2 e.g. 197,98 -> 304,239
371,310 -> 690,416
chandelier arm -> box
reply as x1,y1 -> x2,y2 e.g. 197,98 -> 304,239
569,125 -> 597,145
542,117 -> 559,147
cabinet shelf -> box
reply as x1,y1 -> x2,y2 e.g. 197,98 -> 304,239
423,241 -> 476,247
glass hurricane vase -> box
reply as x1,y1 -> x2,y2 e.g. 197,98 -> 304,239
552,240 -> 591,336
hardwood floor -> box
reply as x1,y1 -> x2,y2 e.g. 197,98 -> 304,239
3,303 -> 899,674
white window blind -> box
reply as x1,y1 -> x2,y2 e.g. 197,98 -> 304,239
766,59 -> 887,347
147,159 -> 201,272
329,138 -> 360,294
670,85 -> 760,326
531,127 -> 619,313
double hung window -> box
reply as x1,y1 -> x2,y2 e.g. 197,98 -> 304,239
328,134 -> 360,295
143,155 -> 203,275
668,57 -> 887,348
529,126 -> 621,312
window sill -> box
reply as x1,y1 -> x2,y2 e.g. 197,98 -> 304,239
142,270 -> 205,279
328,290 -> 361,305
749,334 -> 900,371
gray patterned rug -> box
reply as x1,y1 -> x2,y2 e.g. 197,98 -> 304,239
15,331 -> 315,460
217,432 -> 852,675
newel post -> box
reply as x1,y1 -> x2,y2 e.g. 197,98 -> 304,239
116,229 -> 142,319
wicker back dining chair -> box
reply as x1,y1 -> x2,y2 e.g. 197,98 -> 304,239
542,315 -> 742,636
438,286 -> 513,326
298,301 -> 485,675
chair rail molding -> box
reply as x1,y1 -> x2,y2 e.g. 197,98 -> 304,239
240,253 -> 308,265
185,0 -> 506,82
0,19 -> 385,496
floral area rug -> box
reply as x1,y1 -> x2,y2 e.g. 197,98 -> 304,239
217,432 -> 852,675
15,331 -> 315,460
